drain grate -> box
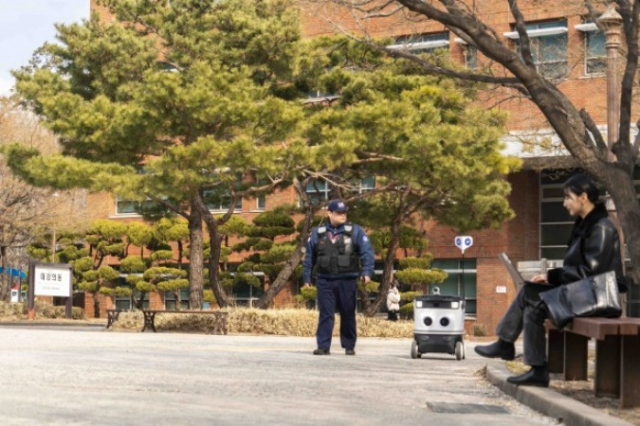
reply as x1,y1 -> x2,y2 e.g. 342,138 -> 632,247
426,402 -> 510,414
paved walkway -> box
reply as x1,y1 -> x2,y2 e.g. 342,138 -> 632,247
0,327 -> 559,426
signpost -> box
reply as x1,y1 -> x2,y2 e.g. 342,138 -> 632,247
454,236 -> 473,308
27,261 -> 73,319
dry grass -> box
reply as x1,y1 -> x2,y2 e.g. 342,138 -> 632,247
506,356 -> 640,425
0,301 -> 85,320
112,308 -> 414,337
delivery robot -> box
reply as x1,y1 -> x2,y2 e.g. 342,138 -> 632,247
411,289 -> 465,360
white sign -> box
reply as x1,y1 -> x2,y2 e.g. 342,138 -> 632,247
34,266 -> 72,297
454,235 -> 473,254
496,286 -> 507,294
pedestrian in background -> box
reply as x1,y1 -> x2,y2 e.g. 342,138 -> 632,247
386,279 -> 401,321
303,199 -> 375,356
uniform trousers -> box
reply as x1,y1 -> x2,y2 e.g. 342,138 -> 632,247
316,276 -> 357,350
496,283 -> 552,367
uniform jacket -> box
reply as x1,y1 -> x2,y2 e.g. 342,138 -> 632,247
546,202 -> 626,292
302,222 -> 375,283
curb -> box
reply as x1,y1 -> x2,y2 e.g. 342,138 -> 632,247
0,321 -> 106,330
486,363 -> 633,426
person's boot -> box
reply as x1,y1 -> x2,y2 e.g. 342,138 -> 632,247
507,363 -> 549,387
345,349 -> 355,356
474,339 -> 515,360
313,348 -> 330,355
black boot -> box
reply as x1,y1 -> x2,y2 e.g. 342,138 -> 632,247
474,339 -> 515,360
507,364 -> 549,387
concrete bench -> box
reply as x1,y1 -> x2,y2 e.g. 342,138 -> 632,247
547,317 -> 640,408
141,310 -> 228,335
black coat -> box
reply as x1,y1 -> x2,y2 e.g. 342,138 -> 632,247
547,202 -> 626,292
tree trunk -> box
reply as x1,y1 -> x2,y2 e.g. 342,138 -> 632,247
255,207 -> 315,309
93,291 -> 100,318
206,221 -> 229,307
188,198 -> 204,309
605,166 -> 640,289
0,245 -> 8,301
364,217 -> 402,317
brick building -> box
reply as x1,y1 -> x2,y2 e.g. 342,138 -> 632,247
82,1 -> 639,333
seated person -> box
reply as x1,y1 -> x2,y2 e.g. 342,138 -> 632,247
475,174 -> 625,387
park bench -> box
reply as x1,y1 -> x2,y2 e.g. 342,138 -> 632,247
511,259 -> 640,407
106,309 -> 121,329
546,317 -> 640,409
141,309 -> 229,335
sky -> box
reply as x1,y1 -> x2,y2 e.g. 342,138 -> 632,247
0,1 -> 90,96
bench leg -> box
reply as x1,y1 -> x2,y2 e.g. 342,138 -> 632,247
106,312 -> 113,329
142,312 -> 156,333
595,335 -> 620,398
212,314 -> 228,335
547,329 -> 564,374
563,333 -> 588,381
621,335 -> 640,408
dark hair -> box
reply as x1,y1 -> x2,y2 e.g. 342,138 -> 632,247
563,174 -> 600,203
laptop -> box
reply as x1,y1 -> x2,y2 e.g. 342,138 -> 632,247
498,252 -> 546,288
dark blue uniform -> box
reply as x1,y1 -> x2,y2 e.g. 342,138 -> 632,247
303,222 -> 375,351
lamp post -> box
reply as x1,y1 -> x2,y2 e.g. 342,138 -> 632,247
597,5 -> 623,160
596,6 -> 633,314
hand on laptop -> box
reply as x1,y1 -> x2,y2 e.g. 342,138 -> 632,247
530,274 -> 548,283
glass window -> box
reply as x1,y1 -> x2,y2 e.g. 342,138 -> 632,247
203,189 -> 242,211
164,288 -> 189,310
431,259 -> 477,315
516,21 -> 568,79
354,176 -> 375,193
114,280 -> 149,311
115,198 -> 164,216
585,30 -> 606,75
465,45 -> 477,70
305,179 -> 331,206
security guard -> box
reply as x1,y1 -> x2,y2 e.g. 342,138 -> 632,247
303,199 -> 375,356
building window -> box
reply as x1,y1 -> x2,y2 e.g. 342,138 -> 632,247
431,259 -> 477,315
114,278 -> 149,310
164,287 -> 190,310
540,169 -> 588,261
575,22 -> 606,76
354,176 -> 375,194
115,197 -> 163,216
506,20 -> 568,79
305,179 -> 332,206
203,189 -> 242,212
256,194 -> 266,210
465,45 -> 478,70
389,32 -> 450,55
304,177 -> 375,206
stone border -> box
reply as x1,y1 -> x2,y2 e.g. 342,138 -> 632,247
486,363 -> 633,426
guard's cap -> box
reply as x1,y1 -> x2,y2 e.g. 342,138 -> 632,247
327,199 -> 348,212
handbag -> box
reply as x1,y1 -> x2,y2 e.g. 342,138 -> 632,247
540,271 -> 622,329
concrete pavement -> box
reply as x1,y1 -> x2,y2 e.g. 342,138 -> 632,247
0,326 -> 559,426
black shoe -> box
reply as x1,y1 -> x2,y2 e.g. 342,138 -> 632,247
507,364 -> 549,387
474,339 -> 515,361
345,349 -> 355,356
313,348 -> 330,355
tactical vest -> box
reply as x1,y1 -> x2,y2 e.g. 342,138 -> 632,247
315,224 -> 360,275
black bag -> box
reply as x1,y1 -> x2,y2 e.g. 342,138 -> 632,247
540,271 -> 622,329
